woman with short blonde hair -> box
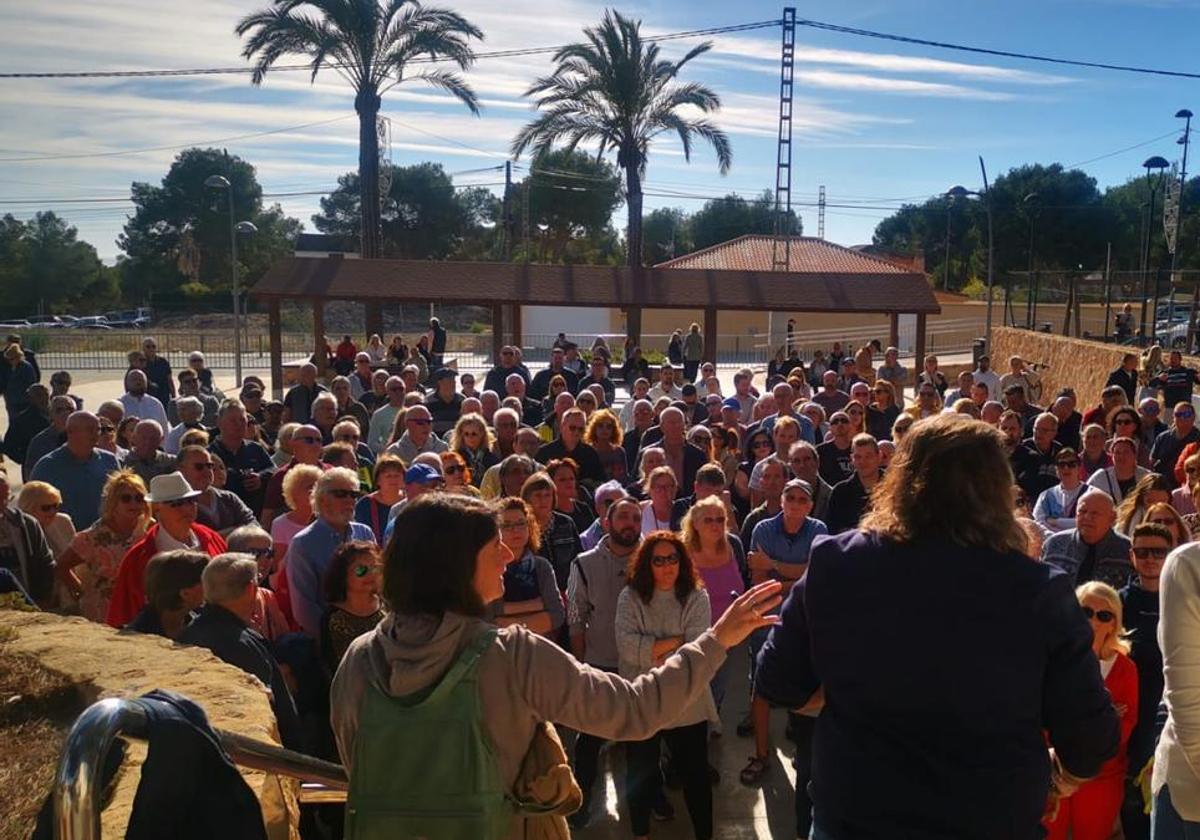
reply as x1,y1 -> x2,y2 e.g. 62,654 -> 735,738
1043,582 -> 1136,838
17,480 -> 75,559
56,470 -> 151,622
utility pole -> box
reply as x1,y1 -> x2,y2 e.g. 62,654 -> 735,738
817,185 -> 826,240
502,160 -> 513,261
769,7 -> 796,350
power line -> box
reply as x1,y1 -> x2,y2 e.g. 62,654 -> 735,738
1065,129 -> 1187,169
0,20 -> 782,80
0,114 -> 354,163
795,17 -> 1200,80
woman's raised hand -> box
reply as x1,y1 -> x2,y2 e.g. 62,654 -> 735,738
711,580 -> 784,650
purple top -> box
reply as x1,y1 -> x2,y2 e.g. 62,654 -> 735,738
697,553 -> 744,621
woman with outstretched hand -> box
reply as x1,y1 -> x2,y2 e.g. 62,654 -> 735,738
331,493 -> 780,839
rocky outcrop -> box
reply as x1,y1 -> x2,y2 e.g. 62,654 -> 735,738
0,611 -> 298,840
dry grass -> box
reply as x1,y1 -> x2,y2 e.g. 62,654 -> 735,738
0,649 -> 86,840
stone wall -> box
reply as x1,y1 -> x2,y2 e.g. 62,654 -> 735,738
990,326 -> 1200,404
0,611 -> 298,840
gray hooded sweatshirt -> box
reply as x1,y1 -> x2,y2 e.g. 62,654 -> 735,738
330,610 -> 726,836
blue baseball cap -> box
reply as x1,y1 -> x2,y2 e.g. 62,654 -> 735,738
721,397 -> 741,411
404,463 -> 442,485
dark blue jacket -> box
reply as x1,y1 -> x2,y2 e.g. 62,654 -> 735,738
755,530 -> 1119,839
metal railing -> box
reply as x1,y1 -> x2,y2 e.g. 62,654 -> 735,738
54,697 -> 347,839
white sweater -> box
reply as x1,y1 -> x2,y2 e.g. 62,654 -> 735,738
1153,543 -> 1200,818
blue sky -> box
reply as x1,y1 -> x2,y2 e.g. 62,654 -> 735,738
0,0 -> 1197,262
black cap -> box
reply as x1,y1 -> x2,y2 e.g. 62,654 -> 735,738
433,367 -> 457,382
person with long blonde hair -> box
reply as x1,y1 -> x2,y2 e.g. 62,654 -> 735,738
1044,582 -> 1137,840
1114,472 -> 1172,535
755,414 -> 1120,838
448,413 -> 497,488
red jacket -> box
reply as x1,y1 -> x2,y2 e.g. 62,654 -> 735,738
106,522 -> 227,627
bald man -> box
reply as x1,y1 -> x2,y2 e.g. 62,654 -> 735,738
30,411 -> 121,528
1041,489 -> 1133,589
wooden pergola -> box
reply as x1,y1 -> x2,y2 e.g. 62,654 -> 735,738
252,253 -> 941,396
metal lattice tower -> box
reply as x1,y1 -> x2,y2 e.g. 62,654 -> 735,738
818,185 -> 826,240
377,116 -> 393,202
771,7 -> 797,272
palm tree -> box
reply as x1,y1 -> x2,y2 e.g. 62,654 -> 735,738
512,10 -> 731,267
236,0 -> 484,258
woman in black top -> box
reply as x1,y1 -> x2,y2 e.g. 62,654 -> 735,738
756,414 -> 1119,839
866,380 -> 901,441
320,540 -> 386,672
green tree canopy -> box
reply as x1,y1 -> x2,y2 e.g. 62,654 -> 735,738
512,149 -> 624,263
118,148 -> 301,303
0,212 -> 118,316
689,190 -> 799,252
312,162 -> 498,259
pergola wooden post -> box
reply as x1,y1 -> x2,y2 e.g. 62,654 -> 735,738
511,303 -> 523,352
365,302 -> 384,342
914,313 -> 928,368
312,298 -> 326,376
268,299 -> 283,398
704,307 -> 719,367
889,313 -> 900,349
626,307 -> 642,346
491,304 -> 505,363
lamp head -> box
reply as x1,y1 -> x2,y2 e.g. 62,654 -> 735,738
204,175 -> 231,189
1176,108 -> 1193,120
1143,156 -> 1170,171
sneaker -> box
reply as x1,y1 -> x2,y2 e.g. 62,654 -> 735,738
567,799 -> 591,830
735,712 -> 754,738
739,756 -> 769,786
651,792 -> 675,821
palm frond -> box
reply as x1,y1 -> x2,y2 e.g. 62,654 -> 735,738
395,69 -> 481,114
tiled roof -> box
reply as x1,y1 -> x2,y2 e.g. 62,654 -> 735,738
253,256 -> 940,314
656,235 -> 909,274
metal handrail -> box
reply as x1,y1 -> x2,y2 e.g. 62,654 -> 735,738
54,697 -> 347,839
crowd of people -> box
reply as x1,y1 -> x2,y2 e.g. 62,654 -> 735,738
4,324 -> 1200,840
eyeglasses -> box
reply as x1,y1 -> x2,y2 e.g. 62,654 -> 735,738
117,492 -> 145,504
651,552 -> 680,567
499,519 -> 528,530
1176,411 -> 1195,420
1081,606 -> 1115,623
444,464 -> 464,475
164,498 -> 197,508
651,482 -> 676,492
847,408 -> 864,416
353,563 -> 381,578
1133,546 -> 1169,559
830,418 -> 850,425
99,424 -> 115,433
246,546 -> 274,558
327,488 -> 362,500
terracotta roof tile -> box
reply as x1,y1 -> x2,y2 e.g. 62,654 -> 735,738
656,235 -> 910,274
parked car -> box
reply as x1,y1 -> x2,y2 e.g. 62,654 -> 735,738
73,316 -> 113,331
103,310 -> 150,329
0,320 -> 32,331
25,315 -> 67,329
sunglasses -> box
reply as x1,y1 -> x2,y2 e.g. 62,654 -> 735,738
651,552 -> 680,567
1133,546 -> 1169,559
1081,606 -> 1115,623
117,492 -> 145,504
1177,411 -> 1195,420
247,547 -> 274,558
164,498 -> 197,508
830,418 -> 850,425
327,488 -> 362,500
99,424 -> 116,433
353,563 -> 381,578
40,503 -> 60,513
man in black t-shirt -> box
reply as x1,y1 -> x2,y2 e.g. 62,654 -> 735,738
1150,350 -> 1200,409
816,410 -> 855,487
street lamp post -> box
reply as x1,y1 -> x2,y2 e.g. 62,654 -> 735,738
1023,193 -> 1039,329
947,181 -> 993,351
1139,156 -> 1170,343
944,185 -> 970,294
204,175 -> 256,387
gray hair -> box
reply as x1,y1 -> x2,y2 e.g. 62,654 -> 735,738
226,525 -> 272,552
498,453 -> 536,479
176,396 -> 204,422
201,553 -> 259,604
312,392 -> 338,410
313,466 -> 360,507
